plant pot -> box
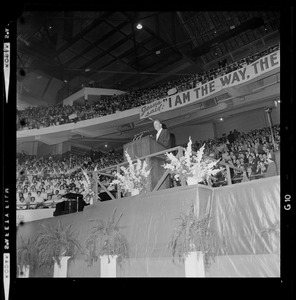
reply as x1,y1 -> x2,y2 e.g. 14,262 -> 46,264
100,255 -> 117,277
186,177 -> 199,186
131,189 -> 140,196
53,256 -> 71,278
18,265 -> 30,278
184,251 -> 205,277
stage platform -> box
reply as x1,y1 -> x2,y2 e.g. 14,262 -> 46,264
17,176 -> 280,277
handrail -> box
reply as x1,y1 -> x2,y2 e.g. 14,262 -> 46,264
94,145 -> 183,173
93,145 -> 183,201
92,143 -> 271,201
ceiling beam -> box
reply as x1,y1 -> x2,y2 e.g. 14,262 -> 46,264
50,11 -> 115,60
82,36 -> 155,78
61,20 -> 130,70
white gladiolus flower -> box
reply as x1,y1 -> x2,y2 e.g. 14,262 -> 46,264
162,137 -> 221,185
110,151 -> 151,194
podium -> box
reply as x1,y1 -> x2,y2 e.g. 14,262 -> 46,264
123,135 -> 169,192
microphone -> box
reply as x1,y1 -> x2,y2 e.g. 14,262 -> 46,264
133,130 -> 150,141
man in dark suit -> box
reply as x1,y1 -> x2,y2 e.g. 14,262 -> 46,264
153,119 -> 171,149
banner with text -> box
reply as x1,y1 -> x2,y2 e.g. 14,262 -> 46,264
139,51 -> 280,119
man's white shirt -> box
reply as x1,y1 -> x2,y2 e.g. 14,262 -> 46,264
156,128 -> 162,141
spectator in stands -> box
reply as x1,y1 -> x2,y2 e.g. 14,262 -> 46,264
29,196 -> 37,209
22,188 -> 29,201
227,131 -> 235,144
43,194 -> 54,208
233,129 -> 240,141
40,188 -> 48,201
35,191 -> 45,208
17,196 -> 27,210
52,189 -> 60,201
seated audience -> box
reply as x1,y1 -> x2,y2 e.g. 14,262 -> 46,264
17,44 -> 279,131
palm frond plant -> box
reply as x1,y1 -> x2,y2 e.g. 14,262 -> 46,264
35,220 -> 82,272
168,203 -> 225,270
84,208 -> 128,267
17,236 -> 39,277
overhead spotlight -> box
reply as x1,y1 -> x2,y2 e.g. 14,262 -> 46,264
85,68 -> 91,72
220,118 -> 223,121
63,79 -> 68,83
156,50 -> 161,55
136,23 -> 143,30
105,144 -> 108,148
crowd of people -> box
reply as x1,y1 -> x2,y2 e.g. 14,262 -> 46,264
16,150 -> 124,210
17,43 -> 279,131
190,124 -> 280,186
16,40 -> 280,210
17,123 -> 280,210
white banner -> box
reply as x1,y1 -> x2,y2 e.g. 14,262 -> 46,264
139,51 -> 280,119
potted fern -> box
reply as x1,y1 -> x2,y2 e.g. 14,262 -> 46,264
35,220 -> 82,277
17,237 -> 39,278
84,208 -> 128,277
168,203 -> 224,277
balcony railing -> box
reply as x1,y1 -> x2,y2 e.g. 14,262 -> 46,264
92,145 -> 268,201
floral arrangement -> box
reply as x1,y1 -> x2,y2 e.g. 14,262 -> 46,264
110,150 -> 151,194
81,168 -> 95,196
162,137 -> 221,184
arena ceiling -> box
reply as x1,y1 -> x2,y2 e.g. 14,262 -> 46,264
17,10 -> 280,103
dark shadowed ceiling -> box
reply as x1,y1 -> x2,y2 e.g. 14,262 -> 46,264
17,10 -> 280,105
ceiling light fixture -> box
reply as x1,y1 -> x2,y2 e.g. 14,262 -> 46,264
136,23 -> 143,30
220,118 -> 223,121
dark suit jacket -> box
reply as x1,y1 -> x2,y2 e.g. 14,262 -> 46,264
155,128 -> 171,149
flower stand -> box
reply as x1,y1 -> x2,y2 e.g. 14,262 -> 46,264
100,255 -> 117,277
131,189 -> 140,196
186,177 -> 199,186
184,251 -> 205,277
53,256 -> 71,278
19,265 -> 30,278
